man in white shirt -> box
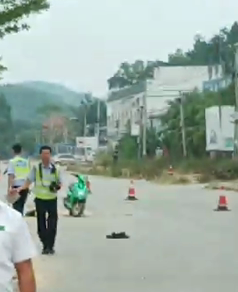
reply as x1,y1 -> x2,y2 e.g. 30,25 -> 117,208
0,200 -> 37,292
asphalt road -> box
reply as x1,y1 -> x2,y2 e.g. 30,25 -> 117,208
1,164 -> 238,292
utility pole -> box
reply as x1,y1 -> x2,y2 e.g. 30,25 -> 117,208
63,127 -> 68,144
96,99 -> 100,145
82,94 -> 89,138
142,93 -> 147,157
82,101 -> 89,137
84,108 -> 87,137
179,92 -> 187,157
138,106 -> 143,159
233,43 -> 238,157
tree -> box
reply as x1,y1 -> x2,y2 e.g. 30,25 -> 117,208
108,22 -> 238,92
0,57 -> 7,77
146,128 -> 159,157
69,99 -> 107,137
168,22 -> 238,78
0,0 -> 49,81
37,104 -> 63,117
18,130 -> 36,154
168,49 -> 191,65
118,134 -> 138,160
37,104 -> 65,145
86,99 -> 107,127
158,84 -> 235,158
13,119 -> 42,154
107,60 -> 168,89
0,93 -> 14,157
0,0 -> 49,38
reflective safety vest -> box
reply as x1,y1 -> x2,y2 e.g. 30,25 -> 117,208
33,163 -> 59,200
10,156 -> 30,180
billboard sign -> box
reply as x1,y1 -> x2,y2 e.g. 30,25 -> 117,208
205,106 -> 234,152
76,136 -> 98,151
131,124 -> 140,136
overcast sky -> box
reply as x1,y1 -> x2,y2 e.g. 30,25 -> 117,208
0,0 -> 237,97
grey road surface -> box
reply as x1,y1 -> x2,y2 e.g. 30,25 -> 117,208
1,165 -> 238,292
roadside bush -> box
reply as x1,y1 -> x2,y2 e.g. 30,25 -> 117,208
173,176 -> 190,184
178,158 -> 238,180
111,165 -> 122,177
140,158 -> 164,179
212,159 -> 238,180
95,152 -> 112,168
177,157 -> 214,173
69,153 -> 238,183
197,173 -> 213,183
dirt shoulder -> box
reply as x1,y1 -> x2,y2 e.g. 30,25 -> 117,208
205,180 -> 238,192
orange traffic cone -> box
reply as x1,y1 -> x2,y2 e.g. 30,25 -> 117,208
168,165 -> 173,175
214,187 -> 230,211
126,180 -> 138,201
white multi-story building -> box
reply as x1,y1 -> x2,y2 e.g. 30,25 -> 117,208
107,65 -> 223,139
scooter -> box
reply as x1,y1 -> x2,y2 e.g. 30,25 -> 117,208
63,174 -> 89,217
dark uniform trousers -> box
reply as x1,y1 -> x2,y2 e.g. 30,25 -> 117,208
35,198 -> 58,249
12,187 -> 29,215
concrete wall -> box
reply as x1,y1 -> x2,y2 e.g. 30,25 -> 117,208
146,65 -> 223,116
153,65 -> 223,91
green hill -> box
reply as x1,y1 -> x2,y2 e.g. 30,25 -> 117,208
0,81 -> 87,121
22,81 -> 86,105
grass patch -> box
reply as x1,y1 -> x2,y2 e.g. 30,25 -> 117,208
67,155 -> 238,184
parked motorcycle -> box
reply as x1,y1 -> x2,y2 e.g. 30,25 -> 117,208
63,174 -> 89,217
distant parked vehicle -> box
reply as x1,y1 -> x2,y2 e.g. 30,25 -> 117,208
75,147 -> 95,163
85,147 -> 95,162
53,153 -> 76,166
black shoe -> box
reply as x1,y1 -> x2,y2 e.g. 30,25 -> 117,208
106,232 -> 130,239
42,247 -> 49,255
48,248 -> 55,255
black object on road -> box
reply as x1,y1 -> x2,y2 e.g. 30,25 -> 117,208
106,232 -> 130,239
25,209 -> 36,217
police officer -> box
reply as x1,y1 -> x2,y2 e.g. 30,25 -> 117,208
7,143 -> 30,214
16,145 -> 62,255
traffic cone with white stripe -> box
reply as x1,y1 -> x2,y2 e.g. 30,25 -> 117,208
126,180 -> 138,201
214,186 -> 230,211
168,165 -> 174,175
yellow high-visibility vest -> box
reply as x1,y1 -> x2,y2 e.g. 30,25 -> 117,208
10,156 -> 30,180
33,164 -> 59,200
